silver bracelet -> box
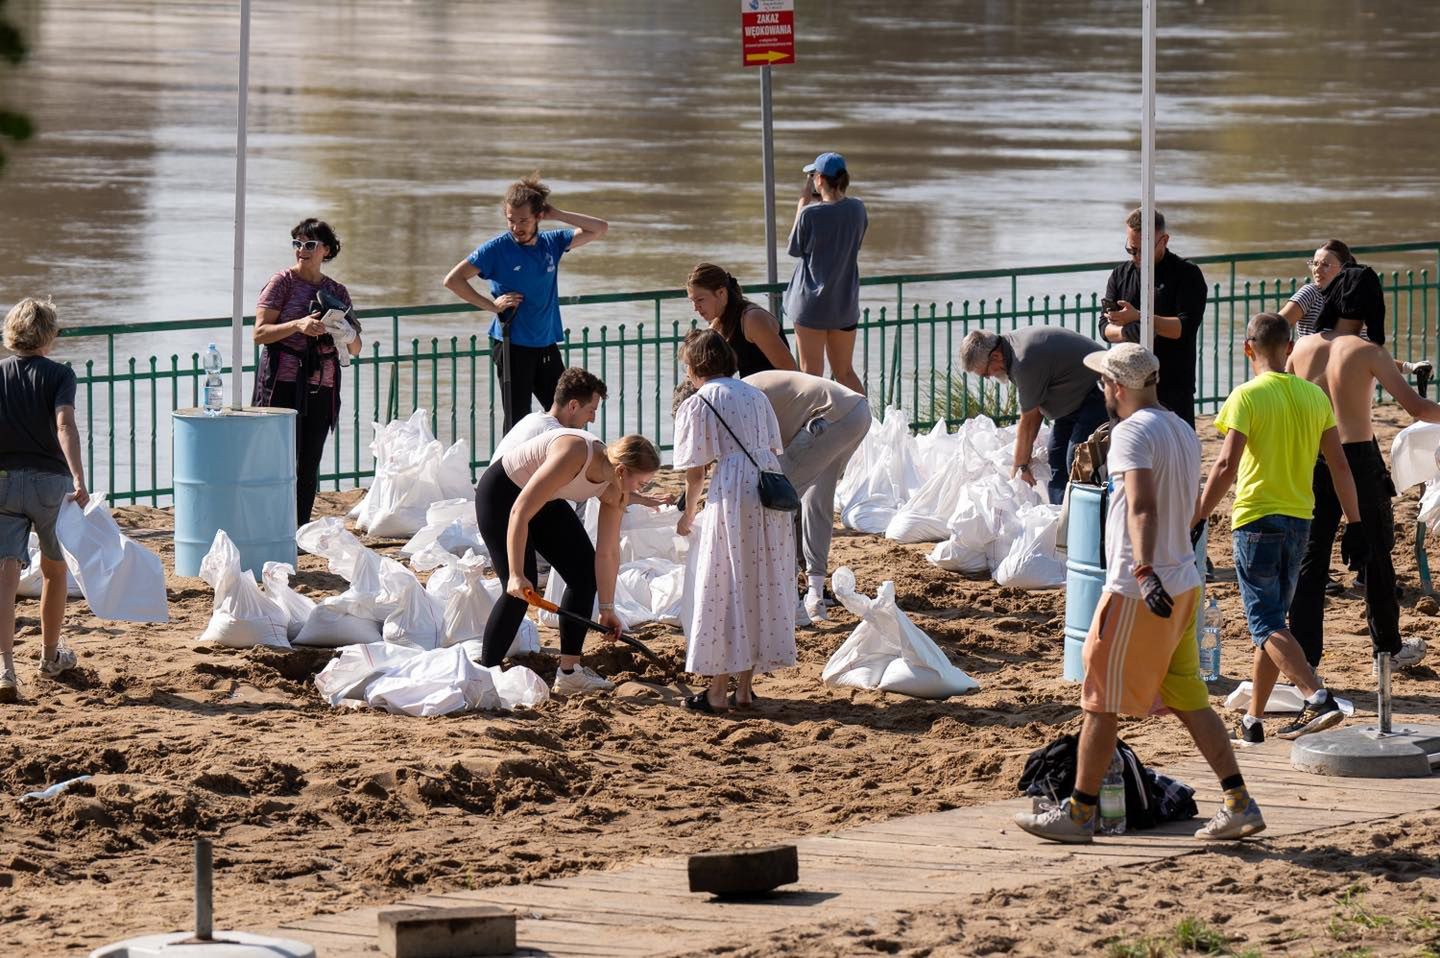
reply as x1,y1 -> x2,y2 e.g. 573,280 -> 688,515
598,602 -> 615,611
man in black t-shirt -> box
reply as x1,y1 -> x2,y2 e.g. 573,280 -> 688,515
1101,208 -> 1209,428
1,297 -> 90,703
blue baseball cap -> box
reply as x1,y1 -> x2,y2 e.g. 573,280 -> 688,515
803,152 -> 847,177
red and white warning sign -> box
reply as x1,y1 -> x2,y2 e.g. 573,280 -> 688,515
741,0 -> 795,68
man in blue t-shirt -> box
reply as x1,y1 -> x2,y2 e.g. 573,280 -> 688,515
443,173 -> 609,432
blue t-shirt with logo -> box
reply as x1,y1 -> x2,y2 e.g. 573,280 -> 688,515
466,228 -> 575,347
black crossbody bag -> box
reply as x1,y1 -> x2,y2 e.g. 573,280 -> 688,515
696,393 -> 801,513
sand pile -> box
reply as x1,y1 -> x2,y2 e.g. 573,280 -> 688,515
2,409 -> 1438,954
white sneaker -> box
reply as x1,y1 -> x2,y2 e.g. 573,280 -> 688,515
0,668 -> 18,704
39,646 -> 77,678
803,593 -> 829,625
1374,638 -> 1427,673
552,665 -> 613,695
795,597 -> 811,628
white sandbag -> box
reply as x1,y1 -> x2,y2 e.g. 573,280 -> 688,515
351,411 -> 475,538
911,418 -> 963,481
1223,681 -> 1355,717
401,498 -> 485,558
613,557 -> 685,628
262,562 -> 315,639
836,407 -> 923,533
196,530 -> 289,649
54,496 -> 169,623
414,546 -> 539,656
619,505 -> 688,564
379,559 -> 445,650
15,533 -> 82,598
994,502 -> 1065,589
928,536 -> 990,574
1419,480 -> 1440,534
318,641 -> 549,716
293,606 -> 383,647
886,463 -> 966,543
821,566 -> 978,698
296,516 -> 367,581
1390,421 -> 1440,491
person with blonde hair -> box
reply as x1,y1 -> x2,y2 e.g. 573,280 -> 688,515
444,172 -> 610,431
474,422 -> 658,694
673,329 -> 796,712
1,297 -> 90,703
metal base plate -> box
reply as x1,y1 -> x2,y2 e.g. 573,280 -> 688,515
1290,723 -> 1440,778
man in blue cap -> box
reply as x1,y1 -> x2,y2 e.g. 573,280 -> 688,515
785,151 -> 868,395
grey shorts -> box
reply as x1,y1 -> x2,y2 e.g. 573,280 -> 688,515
0,468 -> 73,568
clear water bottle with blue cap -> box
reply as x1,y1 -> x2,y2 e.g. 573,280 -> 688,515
1199,595 -> 1222,682
1099,750 -> 1126,835
203,344 -> 224,416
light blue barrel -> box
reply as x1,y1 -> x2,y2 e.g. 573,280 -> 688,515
1063,482 -> 1106,681
173,407 -> 297,578
1062,480 -> 1210,682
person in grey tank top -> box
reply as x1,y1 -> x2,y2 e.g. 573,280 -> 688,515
783,151 -> 868,395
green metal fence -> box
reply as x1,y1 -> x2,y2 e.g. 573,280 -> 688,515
57,241 -> 1440,505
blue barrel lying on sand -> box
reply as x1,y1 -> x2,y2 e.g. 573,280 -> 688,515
1062,480 -> 1208,682
173,407 -> 297,579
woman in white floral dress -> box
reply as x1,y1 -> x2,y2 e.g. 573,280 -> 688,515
673,329 -> 797,712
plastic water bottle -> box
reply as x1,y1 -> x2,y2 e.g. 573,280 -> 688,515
203,343 -> 224,416
1099,750 -> 1126,835
1199,596 -> 1222,682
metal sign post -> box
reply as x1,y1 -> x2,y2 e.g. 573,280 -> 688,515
1139,0 -> 1156,350
742,0 -> 795,316
231,0 -> 251,406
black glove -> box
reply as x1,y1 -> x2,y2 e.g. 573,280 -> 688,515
1341,521 -> 1370,571
1189,520 -> 1206,548
1134,566 -> 1174,618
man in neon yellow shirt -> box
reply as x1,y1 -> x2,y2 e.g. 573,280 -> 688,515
1193,313 -> 1366,742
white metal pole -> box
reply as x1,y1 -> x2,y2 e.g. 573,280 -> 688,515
1140,0 -> 1156,350
231,0 -> 251,408
760,65 -> 779,317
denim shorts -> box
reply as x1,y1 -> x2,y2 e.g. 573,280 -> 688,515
0,468 -> 73,568
1232,514 -> 1310,647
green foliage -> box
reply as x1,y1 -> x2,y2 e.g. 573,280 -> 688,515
0,0 -> 33,175
1106,938 -> 1171,958
1173,917 -> 1230,954
927,372 -> 1018,426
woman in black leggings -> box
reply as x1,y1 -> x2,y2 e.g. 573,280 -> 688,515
476,429 -> 659,694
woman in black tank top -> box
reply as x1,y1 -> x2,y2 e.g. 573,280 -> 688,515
685,263 -> 797,378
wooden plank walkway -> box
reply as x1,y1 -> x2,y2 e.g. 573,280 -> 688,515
269,738 -> 1440,957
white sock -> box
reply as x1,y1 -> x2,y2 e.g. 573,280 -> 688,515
1242,714 -> 1261,729
807,575 -> 825,598
1306,687 -> 1329,706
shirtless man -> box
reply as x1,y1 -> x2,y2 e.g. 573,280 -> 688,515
1287,266 -> 1437,676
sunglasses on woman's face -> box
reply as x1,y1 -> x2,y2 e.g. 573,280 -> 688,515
292,239 -> 321,252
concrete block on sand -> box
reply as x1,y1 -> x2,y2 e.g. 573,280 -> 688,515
377,906 -> 515,958
688,844 -> 799,896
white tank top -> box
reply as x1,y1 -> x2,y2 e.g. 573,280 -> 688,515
499,428 -> 611,502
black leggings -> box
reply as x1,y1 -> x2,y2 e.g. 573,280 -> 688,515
493,340 -> 563,433
475,461 -> 596,666
269,381 -> 335,527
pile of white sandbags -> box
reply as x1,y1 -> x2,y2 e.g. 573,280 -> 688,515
349,410 -> 474,538
314,641 -> 549,717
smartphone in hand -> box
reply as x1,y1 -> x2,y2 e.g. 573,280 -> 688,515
1101,298 -> 1119,314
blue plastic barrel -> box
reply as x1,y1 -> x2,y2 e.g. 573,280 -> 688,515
173,407 -> 297,578
1062,480 -> 1210,682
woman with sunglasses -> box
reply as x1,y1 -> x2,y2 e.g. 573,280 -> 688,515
1280,239 -> 1355,338
252,218 -> 362,525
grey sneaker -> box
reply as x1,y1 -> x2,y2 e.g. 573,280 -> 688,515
1275,690 -> 1344,740
1374,638 -> 1427,673
0,668 -> 18,704
39,646 -> 77,678
1195,799 -> 1267,840
1014,798 -> 1095,844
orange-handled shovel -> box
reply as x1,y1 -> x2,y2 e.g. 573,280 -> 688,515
521,588 -> 669,671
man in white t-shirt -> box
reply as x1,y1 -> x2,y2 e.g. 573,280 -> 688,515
1016,343 -> 1265,845
491,366 -> 607,460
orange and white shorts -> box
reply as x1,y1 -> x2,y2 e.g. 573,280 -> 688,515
1081,587 -> 1207,716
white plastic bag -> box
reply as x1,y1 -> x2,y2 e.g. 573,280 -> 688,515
927,536 -> 989,575
994,503 -> 1066,589
1223,681 -> 1354,717
196,531 -> 290,648
1390,421 -> 1440,492
292,606 -> 383,647
15,533 -> 82,598
836,408 -> 923,533
54,496 -> 169,623
296,517 -> 367,581
379,559 -> 445,650
401,497 -> 485,558
351,411 -> 475,538
413,546 -> 539,656
613,557 -> 685,628
262,562 -> 315,639
821,566 -> 978,698
292,529 -> 394,647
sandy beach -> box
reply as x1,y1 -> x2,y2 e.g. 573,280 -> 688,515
3,409 -> 1438,956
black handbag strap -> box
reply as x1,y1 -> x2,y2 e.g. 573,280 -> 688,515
696,392 -> 763,471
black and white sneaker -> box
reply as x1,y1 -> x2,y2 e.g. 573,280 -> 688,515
1232,717 -> 1264,745
1275,691 -> 1344,740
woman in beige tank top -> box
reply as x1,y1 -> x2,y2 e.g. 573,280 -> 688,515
475,428 -> 660,695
